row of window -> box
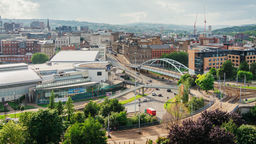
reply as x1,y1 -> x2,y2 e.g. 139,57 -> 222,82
208,58 -> 226,62
229,55 -> 239,59
246,56 -> 256,59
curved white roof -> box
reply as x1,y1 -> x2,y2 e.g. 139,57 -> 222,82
0,69 -> 41,87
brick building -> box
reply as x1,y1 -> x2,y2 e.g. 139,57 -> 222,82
150,44 -> 175,59
0,39 -> 40,63
188,46 -> 256,74
39,40 -> 56,59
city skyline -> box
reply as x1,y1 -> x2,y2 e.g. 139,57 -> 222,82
0,0 -> 255,26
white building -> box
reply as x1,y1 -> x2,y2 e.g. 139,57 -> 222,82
75,61 -> 110,82
55,35 -> 81,48
50,50 -> 100,63
0,63 -> 41,102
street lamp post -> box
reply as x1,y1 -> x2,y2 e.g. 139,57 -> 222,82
13,92 -> 16,118
138,99 -> 141,134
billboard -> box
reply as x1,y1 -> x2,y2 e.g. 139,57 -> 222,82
68,87 -> 86,94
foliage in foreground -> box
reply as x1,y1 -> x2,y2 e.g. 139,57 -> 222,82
167,109 -> 243,144
64,117 -> 107,144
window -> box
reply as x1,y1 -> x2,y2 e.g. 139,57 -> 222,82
97,72 -> 102,76
213,63 -> 215,66
209,59 -> 211,62
209,63 -> 212,66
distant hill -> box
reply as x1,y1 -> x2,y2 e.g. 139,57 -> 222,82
2,19 -> 196,34
213,24 -> 256,35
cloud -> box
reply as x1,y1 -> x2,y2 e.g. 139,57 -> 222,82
120,12 -> 147,23
0,0 -> 256,26
0,0 -> 39,19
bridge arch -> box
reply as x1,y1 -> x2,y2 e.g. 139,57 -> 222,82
140,58 -> 189,74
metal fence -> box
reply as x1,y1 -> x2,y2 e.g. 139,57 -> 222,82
110,121 -> 160,131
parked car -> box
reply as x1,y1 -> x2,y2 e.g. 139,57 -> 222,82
156,88 -> 159,90
158,94 -> 163,97
152,93 -> 157,96
167,89 -> 172,92
143,99 -> 148,102
148,80 -> 152,83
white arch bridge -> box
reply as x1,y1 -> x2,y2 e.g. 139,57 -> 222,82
130,58 -> 193,79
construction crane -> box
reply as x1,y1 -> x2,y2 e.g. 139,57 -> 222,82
193,15 -> 198,36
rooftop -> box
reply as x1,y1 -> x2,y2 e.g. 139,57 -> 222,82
0,69 -> 41,87
50,50 -> 99,63
149,44 -> 171,49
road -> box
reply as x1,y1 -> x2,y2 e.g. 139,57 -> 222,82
125,88 -> 176,120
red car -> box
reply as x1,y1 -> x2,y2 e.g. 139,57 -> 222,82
145,108 -> 156,116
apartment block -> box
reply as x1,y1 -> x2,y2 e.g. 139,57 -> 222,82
188,46 -> 256,74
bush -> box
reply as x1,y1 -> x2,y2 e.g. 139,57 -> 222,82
236,125 -> 256,144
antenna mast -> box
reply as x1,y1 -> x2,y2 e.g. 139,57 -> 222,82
204,1 -> 207,33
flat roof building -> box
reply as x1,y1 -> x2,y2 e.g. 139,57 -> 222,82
50,50 -> 100,63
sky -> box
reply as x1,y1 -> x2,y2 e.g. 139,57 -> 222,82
0,0 -> 255,26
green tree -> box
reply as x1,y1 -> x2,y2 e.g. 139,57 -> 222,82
249,62 -> 256,80
181,83 -> 189,103
31,53 -> 49,64
209,68 -> 217,79
99,98 -> 125,117
221,119 -> 238,134
105,111 -> 127,129
71,111 -> 85,124
48,90 -> 55,109
19,110 -> 64,144
0,121 -> 27,144
161,52 -> 188,66
220,60 -> 235,80
237,70 -> 253,81
187,97 -> 204,112
195,73 -> 214,91
56,100 -> 64,115
239,61 -> 249,71
64,117 -> 107,144
84,101 -> 99,118
236,125 -> 256,144
65,96 -> 74,121
242,104 -> 256,125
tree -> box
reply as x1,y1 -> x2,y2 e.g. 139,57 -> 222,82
105,111 -> 127,129
48,90 -> 55,109
167,109 -> 240,144
188,97 -> 204,112
64,117 -> 107,144
209,126 -> 235,144
239,61 -> 249,71
71,111 -> 85,124
56,101 -> 64,115
0,121 -> 27,144
84,101 -> 99,118
99,98 -> 125,117
19,110 -> 64,144
236,125 -> 256,144
195,73 -> 214,92
237,70 -> 253,81
249,62 -> 256,80
31,53 -> 49,64
242,104 -> 256,125
221,60 -> 235,79
161,52 -> 188,66
65,96 -> 74,121
209,68 -> 217,79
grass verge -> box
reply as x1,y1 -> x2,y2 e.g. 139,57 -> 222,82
120,95 -> 147,105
